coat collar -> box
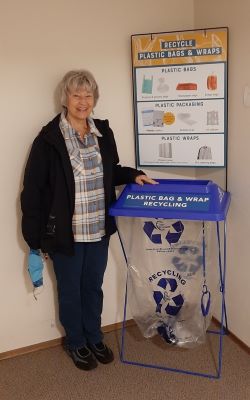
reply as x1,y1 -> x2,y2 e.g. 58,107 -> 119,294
41,114 -> 75,214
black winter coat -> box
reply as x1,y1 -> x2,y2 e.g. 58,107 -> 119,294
21,114 -> 143,255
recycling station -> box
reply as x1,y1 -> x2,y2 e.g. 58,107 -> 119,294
109,179 -> 231,379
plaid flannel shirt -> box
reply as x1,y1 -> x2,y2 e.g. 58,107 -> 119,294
59,112 -> 105,242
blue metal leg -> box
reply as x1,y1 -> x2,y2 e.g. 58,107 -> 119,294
117,229 -> 128,362
207,221 -> 228,378
120,279 -> 128,362
216,221 -> 229,334
217,221 -> 228,377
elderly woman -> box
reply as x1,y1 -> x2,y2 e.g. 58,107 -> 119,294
21,70 -> 156,371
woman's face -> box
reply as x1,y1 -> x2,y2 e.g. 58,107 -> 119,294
66,86 -> 94,122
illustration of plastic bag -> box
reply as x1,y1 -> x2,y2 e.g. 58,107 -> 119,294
142,75 -> 153,94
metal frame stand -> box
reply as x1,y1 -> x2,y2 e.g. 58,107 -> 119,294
117,219 -> 228,379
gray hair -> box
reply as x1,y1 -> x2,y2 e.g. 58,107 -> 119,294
59,69 -> 99,107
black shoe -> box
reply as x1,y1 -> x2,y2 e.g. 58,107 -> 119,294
89,342 -> 114,364
66,346 -> 98,370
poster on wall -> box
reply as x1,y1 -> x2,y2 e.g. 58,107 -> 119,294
131,27 -> 228,167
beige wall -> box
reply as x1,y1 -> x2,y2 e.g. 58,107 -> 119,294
0,0 -> 194,353
2,0 -> 248,354
194,0 -> 250,346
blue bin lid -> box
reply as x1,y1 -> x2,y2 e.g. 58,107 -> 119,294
109,179 -> 230,221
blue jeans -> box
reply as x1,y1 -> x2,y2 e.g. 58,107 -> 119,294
52,238 -> 110,350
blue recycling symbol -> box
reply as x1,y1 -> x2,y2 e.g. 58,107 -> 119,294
153,278 -> 184,316
143,220 -> 184,245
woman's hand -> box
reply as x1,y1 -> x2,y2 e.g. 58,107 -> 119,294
135,175 -> 158,185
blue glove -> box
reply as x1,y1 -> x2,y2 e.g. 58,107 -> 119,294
28,249 -> 44,288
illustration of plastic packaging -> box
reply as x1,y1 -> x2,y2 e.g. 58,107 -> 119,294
153,110 -> 164,127
159,142 -> 172,158
177,113 -> 197,126
197,146 -> 212,160
207,111 -> 219,125
207,74 -> 217,90
142,75 -> 153,94
163,112 -> 175,125
141,109 -> 154,126
117,217 -> 219,348
157,77 -> 169,93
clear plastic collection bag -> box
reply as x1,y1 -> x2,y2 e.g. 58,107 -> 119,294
118,217 -> 220,348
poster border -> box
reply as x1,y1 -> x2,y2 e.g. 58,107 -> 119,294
131,27 -> 229,169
